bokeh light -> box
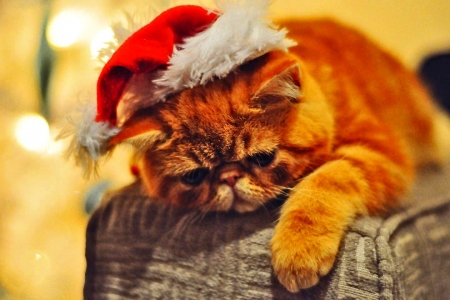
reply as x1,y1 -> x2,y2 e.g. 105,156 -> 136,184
47,9 -> 88,48
15,114 -> 50,152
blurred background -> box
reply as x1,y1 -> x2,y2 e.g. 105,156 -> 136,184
0,0 -> 448,299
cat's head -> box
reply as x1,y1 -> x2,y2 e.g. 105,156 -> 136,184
111,52 -> 333,213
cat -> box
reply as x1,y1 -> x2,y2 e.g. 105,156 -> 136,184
103,18 -> 450,292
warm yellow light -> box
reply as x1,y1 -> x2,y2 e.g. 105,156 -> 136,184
47,9 -> 87,48
90,27 -> 115,58
15,114 -> 50,152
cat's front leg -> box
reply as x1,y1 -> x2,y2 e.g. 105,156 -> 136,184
271,145 -> 412,292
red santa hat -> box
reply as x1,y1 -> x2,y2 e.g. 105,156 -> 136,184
69,0 -> 295,172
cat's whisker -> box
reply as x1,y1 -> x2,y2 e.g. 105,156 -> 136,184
273,185 -> 291,196
197,207 -> 212,224
172,211 -> 197,236
272,185 -> 296,196
171,205 -> 218,237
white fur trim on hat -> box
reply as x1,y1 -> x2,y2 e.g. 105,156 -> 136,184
155,0 -> 296,92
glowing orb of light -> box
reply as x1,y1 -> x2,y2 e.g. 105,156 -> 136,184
15,114 -> 50,152
47,9 -> 87,48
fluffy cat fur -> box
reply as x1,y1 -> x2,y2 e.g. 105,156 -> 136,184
108,19 -> 450,292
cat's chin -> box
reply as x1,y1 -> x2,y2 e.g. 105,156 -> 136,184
232,199 -> 260,214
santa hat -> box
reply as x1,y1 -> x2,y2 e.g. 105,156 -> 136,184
68,0 -> 295,172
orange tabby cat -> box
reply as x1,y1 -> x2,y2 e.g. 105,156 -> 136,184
107,19 -> 449,292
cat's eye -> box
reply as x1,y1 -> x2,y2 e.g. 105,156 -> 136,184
248,150 -> 276,167
181,168 -> 210,185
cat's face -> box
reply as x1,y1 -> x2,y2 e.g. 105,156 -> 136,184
112,52 -> 334,213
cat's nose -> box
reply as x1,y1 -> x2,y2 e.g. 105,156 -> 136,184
220,170 -> 241,188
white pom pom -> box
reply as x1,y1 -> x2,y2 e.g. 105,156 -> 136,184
58,104 -> 121,176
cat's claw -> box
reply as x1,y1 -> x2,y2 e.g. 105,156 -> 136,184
276,269 -> 320,293
271,252 -> 335,292
270,228 -> 339,292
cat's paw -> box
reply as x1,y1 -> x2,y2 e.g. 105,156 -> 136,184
270,223 -> 341,292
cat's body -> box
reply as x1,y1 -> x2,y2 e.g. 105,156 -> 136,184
111,19 -> 450,292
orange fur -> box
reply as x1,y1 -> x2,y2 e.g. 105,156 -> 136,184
113,19 -> 449,292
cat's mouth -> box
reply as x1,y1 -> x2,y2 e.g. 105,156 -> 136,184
214,183 -> 262,213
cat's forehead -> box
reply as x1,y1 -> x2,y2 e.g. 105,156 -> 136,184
160,86 -> 278,167
170,120 -> 279,168
168,105 -> 262,166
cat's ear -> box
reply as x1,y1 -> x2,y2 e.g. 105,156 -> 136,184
251,64 -> 302,110
109,117 -> 165,151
